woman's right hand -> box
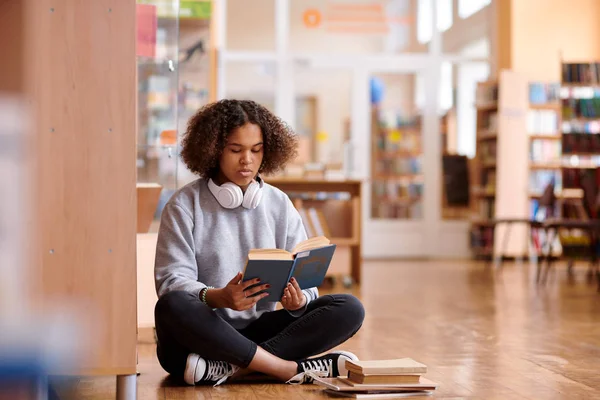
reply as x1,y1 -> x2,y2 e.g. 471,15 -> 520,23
214,272 -> 270,311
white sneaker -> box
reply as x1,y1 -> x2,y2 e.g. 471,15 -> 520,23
183,353 -> 239,386
287,350 -> 359,384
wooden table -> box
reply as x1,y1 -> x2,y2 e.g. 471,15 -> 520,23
266,178 -> 363,285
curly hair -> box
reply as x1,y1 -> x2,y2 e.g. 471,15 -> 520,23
181,99 -> 298,178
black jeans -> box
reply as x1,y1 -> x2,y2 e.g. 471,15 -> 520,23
154,290 -> 365,378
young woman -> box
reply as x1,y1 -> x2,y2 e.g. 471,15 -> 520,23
154,99 -> 365,386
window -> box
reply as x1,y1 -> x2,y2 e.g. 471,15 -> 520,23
460,38 -> 490,58
414,62 -> 452,113
439,62 -> 453,112
458,0 -> 491,19
437,0 -> 452,32
417,0 -> 453,43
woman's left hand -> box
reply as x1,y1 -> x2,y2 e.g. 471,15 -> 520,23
281,277 -> 306,311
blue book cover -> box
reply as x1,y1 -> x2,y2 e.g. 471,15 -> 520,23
291,245 -> 337,289
242,244 -> 336,304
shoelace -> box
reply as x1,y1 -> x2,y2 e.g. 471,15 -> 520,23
204,360 -> 239,386
286,358 -> 332,385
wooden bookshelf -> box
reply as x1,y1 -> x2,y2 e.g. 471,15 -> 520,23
267,178 -> 362,285
470,75 -> 569,259
470,80 -> 499,257
559,61 -> 600,219
470,65 -> 600,260
527,79 -> 562,226
477,130 -> 498,141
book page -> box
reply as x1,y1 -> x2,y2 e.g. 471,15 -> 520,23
248,249 -> 293,261
292,236 -> 331,254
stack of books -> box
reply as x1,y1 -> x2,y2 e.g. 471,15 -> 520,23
315,358 -> 438,398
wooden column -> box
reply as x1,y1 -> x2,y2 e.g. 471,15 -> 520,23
26,0 -> 138,379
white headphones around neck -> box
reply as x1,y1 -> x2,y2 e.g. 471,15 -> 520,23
207,176 -> 264,209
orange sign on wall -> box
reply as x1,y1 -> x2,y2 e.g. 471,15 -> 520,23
303,2 -> 413,34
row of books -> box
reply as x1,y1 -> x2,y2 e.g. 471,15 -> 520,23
528,110 -> 559,134
563,168 -> 600,190
478,141 -> 497,164
530,140 -> 561,163
478,112 -> 498,131
372,181 -> 424,199
480,169 -> 496,191
529,82 -> 560,104
561,86 -> 600,100
562,155 -> 600,168
562,133 -> 600,154
562,63 -> 600,84
298,207 -> 331,238
470,225 -> 494,255
563,119 -> 600,134
373,158 -> 422,176
475,197 -> 495,220
373,132 -> 421,153
475,84 -> 498,105
372,201 -> 423,219
287,191 -> 352,201
530,199 -> 559,219
530,170 -> 562,194
376,110 -> 421,130
562,97 -> 600,119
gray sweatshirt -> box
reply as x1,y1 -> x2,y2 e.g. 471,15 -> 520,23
154,178 -> 318,329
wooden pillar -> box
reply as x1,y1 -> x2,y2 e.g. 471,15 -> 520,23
25,0 -> 138,379
494,0 -> 512,73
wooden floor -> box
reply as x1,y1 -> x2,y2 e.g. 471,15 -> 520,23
59,260 -> 600,399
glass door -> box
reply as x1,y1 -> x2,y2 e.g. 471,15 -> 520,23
361,67 -> 437,258
370,72 -> 424,220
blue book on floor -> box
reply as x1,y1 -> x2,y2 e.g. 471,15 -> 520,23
242,236 -> 336,304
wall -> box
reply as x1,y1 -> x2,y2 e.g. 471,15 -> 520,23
224,0 -> 420,164
408,0 -> 494,55
509,0 -> 600,81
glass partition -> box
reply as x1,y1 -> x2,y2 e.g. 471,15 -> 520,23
136,0 -> 212,232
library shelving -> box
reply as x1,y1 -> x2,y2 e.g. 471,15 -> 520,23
470,66 -> 600,260
370,106 -> 423,220
267,178 -> 362,285
528,82 -> 562,219
559,62 -> 600,219
471,72 -> 536,259
470,80 -> 498,257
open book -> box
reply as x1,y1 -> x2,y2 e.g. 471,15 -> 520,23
242,236 -> 336,303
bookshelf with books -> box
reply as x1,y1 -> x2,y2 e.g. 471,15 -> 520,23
370,107 -> 423,220
266,178 -> 362,286
472,72 -> 541,259
559,62 -> 600,219
471,74 -> 569,259
528,82 -> 562,222
470,80 -> 498,257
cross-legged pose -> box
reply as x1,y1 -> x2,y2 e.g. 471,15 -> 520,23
153,99 -> 365,386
